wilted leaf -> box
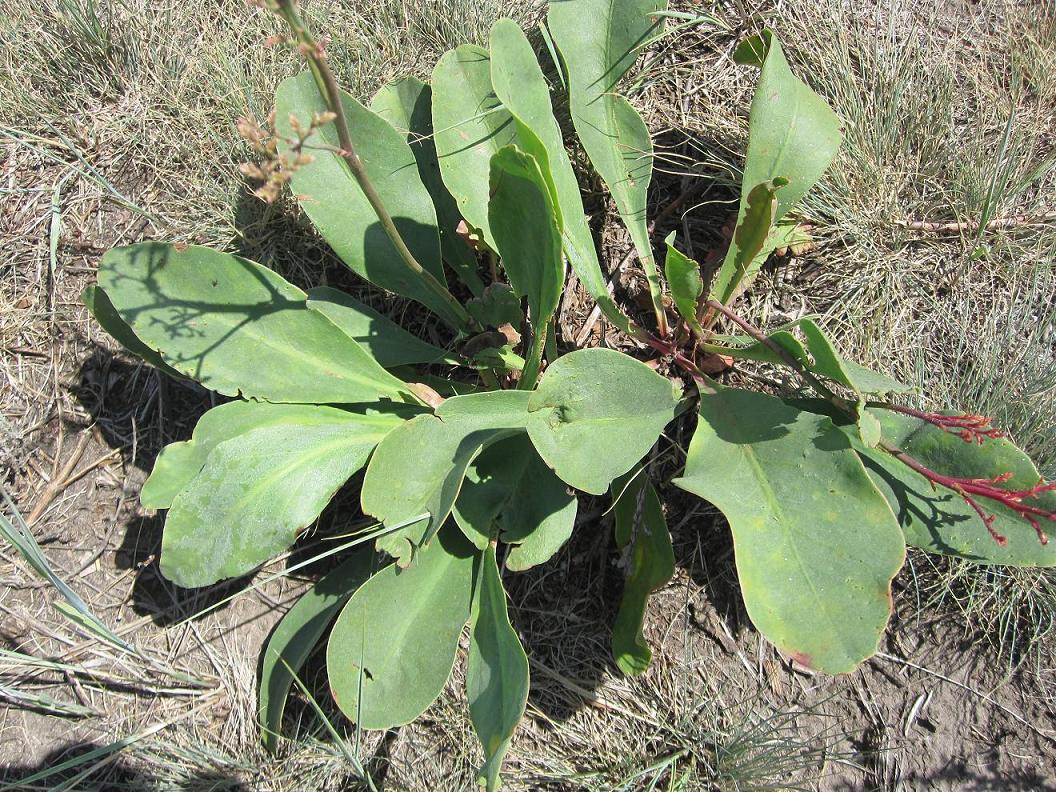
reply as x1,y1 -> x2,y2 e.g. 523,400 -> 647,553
717,178 -> 785,301
662,232 -> 703,335
610,467 -> 673,675
467,283 -> 525,331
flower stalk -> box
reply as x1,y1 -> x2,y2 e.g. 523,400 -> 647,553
263,0 -> 472,332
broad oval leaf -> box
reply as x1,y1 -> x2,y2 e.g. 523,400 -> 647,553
161,408 -> 403,587
712,31 -> 842,304
327,525 -> 476,730
370,77 -> 485,296
547,0 -> 667,328
306,286 -> 455,368
851,410 -> 1056,566
275,72 -> 464,330
98,242 -> 411,404
489,19 -> 628,332
527,348 -> 681,495
453,434 -> 577,570
673,388 -> 905,673
259,550 -> 375,752
662,232 -> 703,335
467,544 -> 529,791
362,390 -> 531,565
431,44 -> 518,251
610,467 -> 673,675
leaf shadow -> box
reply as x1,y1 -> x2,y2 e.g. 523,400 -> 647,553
0,740 -> 250,790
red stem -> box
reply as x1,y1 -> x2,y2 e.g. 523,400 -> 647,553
875,404 -> 1004,444
878,440 -> 1055,546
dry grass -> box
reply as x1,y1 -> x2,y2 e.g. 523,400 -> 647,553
2,0 -> 1056,788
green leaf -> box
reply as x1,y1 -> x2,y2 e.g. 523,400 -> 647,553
799,319 -> 911,396
327,524 -> 476,729
610,467 -> 673,675
705,328 -> 807,367
142,401 -> 367,510
432,44 -> 519,252
259,550 -> 375,752
488,145 -> 564,388
488,147 -> 563,318
527,348 -> 681,495
546,0 -> 668,327
161,408 -> 403,587
711,31 -> 842,304
453,434 -> 577,569
489,19 -> 628,333
673,388 -> 905,673
705,317 -> 910,397
82,285 -> 183,379
98,242 -> 411,404
857,407 -> 883,448
467,544 -> 529,791
716,178 -> 785,301
275,72 -> 464,330
370,76 -> 485,296
850,410 -> 1056,566
662,232 -> 703,335
362,390 -> 531,565
306,286 -> 455,368
467,283 -> 525,330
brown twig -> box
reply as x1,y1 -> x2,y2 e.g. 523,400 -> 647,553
895,210 -> 1056,233
27,431 -> 93,525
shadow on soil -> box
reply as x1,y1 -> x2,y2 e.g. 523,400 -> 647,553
0,741 -> 250,791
